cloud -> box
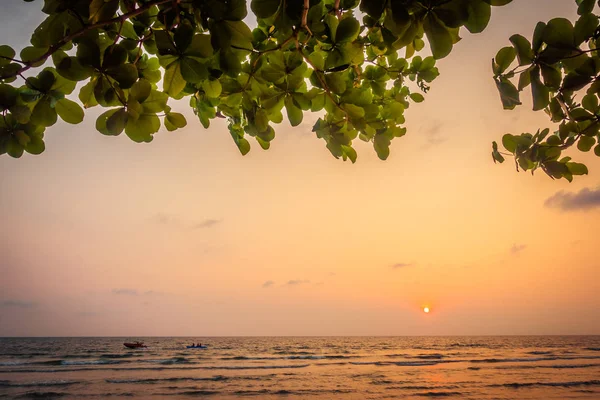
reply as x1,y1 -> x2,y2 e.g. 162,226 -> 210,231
544,187 -> 600,211
262,280 -> 275,288
420,121 -> 447,149
192,219 -> 222,229
510,244 -> 527,254
1,300 -> 36,308
153,213 -> 177,225
112,288 -> 138,296
151,213 -> 222,230
391,262 -> 413,269
286,279 -> 310,286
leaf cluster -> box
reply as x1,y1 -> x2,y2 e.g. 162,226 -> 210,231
492,0 -> 600,181
0,0 -> 510,161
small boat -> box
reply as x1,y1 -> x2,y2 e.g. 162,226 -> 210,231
124,342 -> 147,349
186,345 -> 208,349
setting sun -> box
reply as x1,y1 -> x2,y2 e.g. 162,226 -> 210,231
423,307 -> 430,313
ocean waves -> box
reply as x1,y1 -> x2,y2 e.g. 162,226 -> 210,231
490,380 -> 600,389
2,337 -> 600,399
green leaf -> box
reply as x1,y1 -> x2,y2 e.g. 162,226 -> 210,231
410,92 -> 425,103
509,34 -> 533,65
495,78 -> 521,110
57,56 -> 93,81
25,136 -> 45,155
494,46 -> 516,75
174,20 -> 195,52
0,45 -> 15,67
96,108 -> 119,135
89,0 -> 119,23
9,105 -> 31,124
142,90 -> 168,113
582,93 -> 599,113
285,96 -> 303,126
106,108 -> 128,135
184,35 -> 214,58
236,137 -> 251,155
530,67 -> 549,111
55,98 -> 84,124
5,137 -> 24,158
251,0 -> 281,18
577,135 -> 596,152
202,79 -> 222,98
574,13 -> 599,45
20,46 -> 47,67
180,57 -> 208,83
37,69 -> 56,92
107,64 -> 139,89
103,44 -> 128,69
154,30 -> 178,56
165,112 -> 187,131
577,0 -> 595,15
125,113 -> 160,142
543,18 -> 575,49
228,20 -> 253,50
465,0 -> 491,33
163,61 -> 186,97
129,79 -> 152,103
30,97 -> 57,127
566,161 -> 588,175
0,84 -> 19,109
336,16 -> 360,43
502,134 -> 518,153
79,80 -> 97,108
540,64 -> 562,90
360,0 -> 385,20
424,13 -> 453,59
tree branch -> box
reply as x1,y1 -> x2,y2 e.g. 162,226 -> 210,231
333,0 -> 341,17
1,0 -> 172,81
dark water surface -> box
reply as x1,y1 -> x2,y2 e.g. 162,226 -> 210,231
1,336 -> 599,399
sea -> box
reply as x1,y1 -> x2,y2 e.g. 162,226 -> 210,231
1,336 -> 599,399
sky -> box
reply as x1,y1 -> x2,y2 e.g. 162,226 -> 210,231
1,1 -> 599,337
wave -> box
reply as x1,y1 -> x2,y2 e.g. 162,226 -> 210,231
175,391 -> 221,396
272,351 -> 315,355
470,355 -> 600,364
0,380 -> 79,388
204,364 -> 310,370
15,392 -> 68,399
526,351 -> 554,355
413,392 -> 463,397
350,360 -> 443,367
0,359 -> 122,367
106,376 -> 229,384
99,353 -> 141,359
494,363 -> 600,370
140,357 -> 191,365
586,347 -> 600,351
220,354 -> 355,361
490,380 -> 600,389
414,354 -> 445,359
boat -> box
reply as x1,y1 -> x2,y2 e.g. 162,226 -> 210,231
124,341 -> 147,349
186,345 -> 208,349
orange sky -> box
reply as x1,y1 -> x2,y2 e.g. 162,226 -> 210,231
1,0 -> 599,336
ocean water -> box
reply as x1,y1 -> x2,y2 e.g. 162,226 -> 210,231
1,336 -> 599,399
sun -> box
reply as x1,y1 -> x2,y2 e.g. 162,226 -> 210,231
423,307 -> 430,313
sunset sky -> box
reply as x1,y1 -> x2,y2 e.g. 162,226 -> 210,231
1,0 -> 599,336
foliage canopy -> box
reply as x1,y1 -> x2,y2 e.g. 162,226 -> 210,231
0,0 -> 598,180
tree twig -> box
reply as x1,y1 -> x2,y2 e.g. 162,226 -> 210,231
2,0 -> 172,81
